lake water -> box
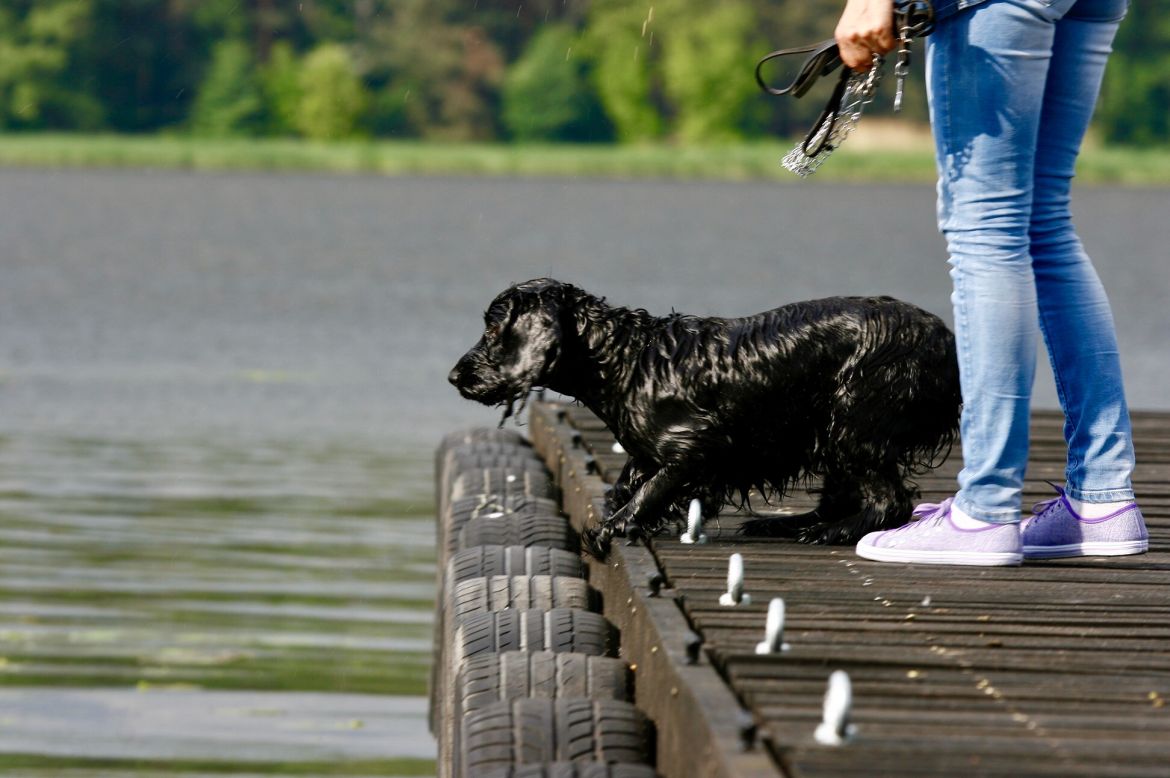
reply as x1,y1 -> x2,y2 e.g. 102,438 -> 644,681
1,168 -> 1167,775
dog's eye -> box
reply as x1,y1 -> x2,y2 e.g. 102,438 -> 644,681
484,323 -> 503,341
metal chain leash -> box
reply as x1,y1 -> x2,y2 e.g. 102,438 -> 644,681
781,54 -> 884,178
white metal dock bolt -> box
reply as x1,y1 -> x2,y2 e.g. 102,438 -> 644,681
679,498 -> 708,544
814,670 -> 857,745
719,553 -> 752,606
754,597 -> 790,654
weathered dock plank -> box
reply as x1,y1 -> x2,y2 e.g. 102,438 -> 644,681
528,401 -> 1170,778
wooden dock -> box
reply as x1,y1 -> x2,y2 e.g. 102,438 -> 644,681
526,401 -> 1170,778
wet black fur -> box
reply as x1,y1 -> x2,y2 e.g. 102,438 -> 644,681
449,278 -> 960,557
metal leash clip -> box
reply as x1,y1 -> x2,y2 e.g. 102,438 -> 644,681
893,0 -> 934,112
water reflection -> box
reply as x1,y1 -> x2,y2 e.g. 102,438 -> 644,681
0,433 -> 436,772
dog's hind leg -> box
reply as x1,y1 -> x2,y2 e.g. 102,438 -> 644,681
737,509 -> 822,538
799,466 -> 914,545
738,474 -> 862,540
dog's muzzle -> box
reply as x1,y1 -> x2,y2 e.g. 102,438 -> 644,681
448,356 -> 483,399
449,351 -> 512,405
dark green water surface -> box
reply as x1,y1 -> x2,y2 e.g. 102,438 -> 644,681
0,433 -> 435,775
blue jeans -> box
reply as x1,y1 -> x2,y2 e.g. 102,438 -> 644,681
926,0 -> 1135,523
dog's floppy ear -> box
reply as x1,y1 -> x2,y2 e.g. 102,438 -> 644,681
485,284 -> 567,425
505,299 -> 562,388
455,278 -> 583,424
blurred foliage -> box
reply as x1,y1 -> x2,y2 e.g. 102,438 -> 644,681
0,0 -> 102,130
260,41 -> 302,136
1098,1 -> 1170,147
190,39 -> 264,137
361,0 -> 505,141
501,24 -> 613,142
295,43 -> 368,140
0,0 -> 1163,144
581,1 -> 664,141
658,0 -> 762,142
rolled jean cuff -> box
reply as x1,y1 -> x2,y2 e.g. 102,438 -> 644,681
954,495 -> 1021,526
1065,485 -> 1136,503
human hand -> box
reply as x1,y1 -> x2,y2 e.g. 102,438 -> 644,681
835,0 -> 896,71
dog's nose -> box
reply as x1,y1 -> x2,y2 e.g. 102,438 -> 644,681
449,355 -> 476,388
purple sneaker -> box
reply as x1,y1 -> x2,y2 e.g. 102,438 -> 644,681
1022,485 -> 1148,559
856,498 -> 1023,566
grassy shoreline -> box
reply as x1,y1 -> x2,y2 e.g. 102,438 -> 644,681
1,133 -> 1168,185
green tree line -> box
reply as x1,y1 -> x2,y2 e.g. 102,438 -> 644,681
0,0 -> 1165,144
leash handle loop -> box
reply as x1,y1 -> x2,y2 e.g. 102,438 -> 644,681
754,39 -> 841,99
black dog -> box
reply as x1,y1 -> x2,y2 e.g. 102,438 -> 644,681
449,278 -> 960,556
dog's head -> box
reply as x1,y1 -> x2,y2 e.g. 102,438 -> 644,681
449,278 -> 577,419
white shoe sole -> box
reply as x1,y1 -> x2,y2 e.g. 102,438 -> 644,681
1022,539 -> 1148,559
856,544 -> 1023,566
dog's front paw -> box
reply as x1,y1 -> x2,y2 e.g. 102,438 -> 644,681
582,523 -> 616,559
583,505 -> 642,558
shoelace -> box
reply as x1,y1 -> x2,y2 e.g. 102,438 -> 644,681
1030,497 -> 1060,520
1029,483 -> 1067,523
890,497 -> 953,532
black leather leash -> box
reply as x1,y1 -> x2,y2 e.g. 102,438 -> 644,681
756,40 -> 851,157
756,0 -> 935,164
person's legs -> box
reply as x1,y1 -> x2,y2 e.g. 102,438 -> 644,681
857,0 -> 1147,564
1022,0 -> 1147,557
1030,0 -> 1136,505
927,0 -> 1065,525
861,2 -> 1052,565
